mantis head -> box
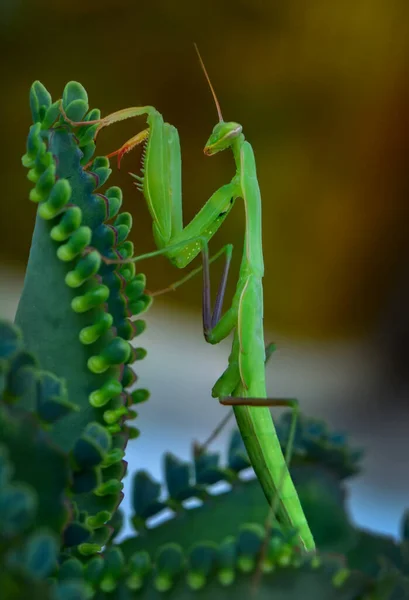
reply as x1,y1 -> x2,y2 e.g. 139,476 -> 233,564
204,122 -> 243,155
194,44 -> 242,156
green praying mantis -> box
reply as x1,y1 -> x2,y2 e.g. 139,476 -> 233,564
60,47 -> 316,554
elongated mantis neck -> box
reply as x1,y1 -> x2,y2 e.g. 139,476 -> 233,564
231,134 -> 245,173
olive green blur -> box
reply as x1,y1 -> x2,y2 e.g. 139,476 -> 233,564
2,1 -> 409,339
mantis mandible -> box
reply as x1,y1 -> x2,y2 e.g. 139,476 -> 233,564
60,47 -> 315,553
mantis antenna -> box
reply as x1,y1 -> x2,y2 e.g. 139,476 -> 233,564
194,43 -> 224,122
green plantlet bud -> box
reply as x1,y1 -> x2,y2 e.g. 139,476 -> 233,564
58,557 -> 84,580
89,156 -> 111,187
187,543 -> 217,590
126,278 -> 145,299
77,122 -> 99,146
106,186 -> 123,218
187,572 -> 206,590
102,448 -> 125,467
86,555 -> 104,584
126,346 -> 142,364
22,122 -> 42,167
86,511 -> 111,529
218,569 -> 235,586
217,537 -> 236,585
57,226 -> 92,261
154,544 -> 184,592
237,556 -> 254,572
130,389 -> 150,404
29,163 -> 56,203
82,107 -> 101,123
65,251 -> 101,288
126,551 -> 151,590
103,406 -> 128,425
114,211 -> 132,229
332,567 -> 350,588
71,284 -> 109,313
89,379 -> 122,408
126,426 -> 140,440
108,423 -> 122,434
80,141 -> 96,166
119,263 -> 136,281
38,178 -> 71,219
115,223 -> 130,244
126,408 -> 138,421
88,338 -> 131,373
50,206 -> 82,241
79,313 -> 113,345
41,100 -> 61,129
21,532 -> 59,578
121,365 -> 137,388
94,478 -> 123,496
78,542 -> 102,556
62,81 -> 89,121
100,577 -> 116,593
133,320 -> 146,336
29,80 -> 52,123
117,240 -> 134,258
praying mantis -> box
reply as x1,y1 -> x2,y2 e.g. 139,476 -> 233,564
60,47 -> 316,553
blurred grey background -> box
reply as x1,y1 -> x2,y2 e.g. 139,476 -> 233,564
1,0 -> 409,541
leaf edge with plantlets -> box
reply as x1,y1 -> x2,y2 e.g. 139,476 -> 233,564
2,319 -> 409,600
118,414 -> 362,559
15,80 -> 151,556
0,319 -> 72,599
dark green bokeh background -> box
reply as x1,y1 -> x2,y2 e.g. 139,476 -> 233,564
2,0 -> 409,340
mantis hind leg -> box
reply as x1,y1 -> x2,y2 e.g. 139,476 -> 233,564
194,342 -> 277,456
220,396 -> 300,589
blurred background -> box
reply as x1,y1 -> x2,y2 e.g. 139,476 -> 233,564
1,0 -> 409,541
